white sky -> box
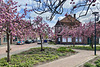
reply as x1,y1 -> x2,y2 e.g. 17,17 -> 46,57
13,0 -> 100,27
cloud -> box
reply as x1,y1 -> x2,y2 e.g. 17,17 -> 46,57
30,12 -> 51,19
13,0 -> 100,26
76,10 -> 100,23
63,0 -> 82,9
13,0 -> 32,5
58,16 -> 65,20
75,0 -> 100,23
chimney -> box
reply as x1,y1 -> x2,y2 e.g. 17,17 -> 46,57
74,14 -> 76,18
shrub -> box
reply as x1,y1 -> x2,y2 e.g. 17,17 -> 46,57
95,59 -> 100,64
66,48 -> 75,52
84,63 -> 95,67
48,41 -> 56,45
96,62 -> 100,67
57,47 -> 67,52
57,47 -> 74,53
68,46 -> 100,51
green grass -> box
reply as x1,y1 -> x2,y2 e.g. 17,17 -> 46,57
68,46 -> 100,51
84,63 -> 95,67
57,47 -> 75,52
0,47 -> 75,67
84,58 -> 100,67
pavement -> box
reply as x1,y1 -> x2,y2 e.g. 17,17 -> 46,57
0,44 -> 100,67
36,49 -> 99,67
0,43 -> 37,59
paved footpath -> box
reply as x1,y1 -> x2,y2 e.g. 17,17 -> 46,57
36,49 -> 100,67
0,43 -> 58,59
0,43 -> 37,59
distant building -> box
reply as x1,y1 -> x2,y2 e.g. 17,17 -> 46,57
0,32 -> 19,45
55,14 -> 100,45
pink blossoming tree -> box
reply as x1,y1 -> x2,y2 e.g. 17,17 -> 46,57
0,0 -> 31,62
59,21 -> 100,47
33,16 -> 53,51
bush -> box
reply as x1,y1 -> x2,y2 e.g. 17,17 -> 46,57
57,47 -> 67,52
66,48 -> 75,52
96,62 -> 100,67
68,46 -> 93,50
84,63 -> 95,67
95,59 -> 100,64
68,46 -> 100,51
48,41 -> 56,45
57,47 -> 75,53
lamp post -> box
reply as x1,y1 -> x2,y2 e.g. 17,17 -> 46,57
29,16 -> 31,23
92,12 -> 99,55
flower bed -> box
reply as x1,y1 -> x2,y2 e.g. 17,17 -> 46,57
0,47 -> 76,67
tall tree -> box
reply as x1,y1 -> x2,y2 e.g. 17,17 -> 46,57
33,16 -> 53,51
59,21 -> 100,47
0,0 -> 31,62
31,0 -> 99,20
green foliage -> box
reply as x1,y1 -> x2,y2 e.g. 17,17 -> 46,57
57,47 -> 67,52
0,47 -> 75,67
70,46 -> 93,50
68,46 -> 100,51
48,41 -> 56,45
95,59 -> 100,64
84,63 -> 95,67
57,47 -> 75,52
96,62 -> 100,67
84,57 -> 100,67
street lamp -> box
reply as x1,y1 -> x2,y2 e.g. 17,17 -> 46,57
92,12 -> 99,55
29,16 -> 31,23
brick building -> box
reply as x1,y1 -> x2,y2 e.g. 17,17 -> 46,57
55,15 -> 100,45
0,32 -> 19,45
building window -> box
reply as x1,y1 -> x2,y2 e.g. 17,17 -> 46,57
76,37 -> 78,42
68,37 -> 72,42
58,37 -> 60,41
75,37 -> 82,43
62,37 -> 66,42
3,35 -> 7,42
79,37 -> 82,42
58,27 -> 62,33
99,37 -> 100,44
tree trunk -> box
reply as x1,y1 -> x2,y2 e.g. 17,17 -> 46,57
10,34 -> 13,44
40,34 -> 44,51
7,32 -> 10,62
73,37 -> 75,47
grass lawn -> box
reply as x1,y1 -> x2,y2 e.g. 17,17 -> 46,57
68,46 -> 100,51
0,47 -> 76,67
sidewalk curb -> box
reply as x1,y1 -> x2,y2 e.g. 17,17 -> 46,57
76,56 -> 96,67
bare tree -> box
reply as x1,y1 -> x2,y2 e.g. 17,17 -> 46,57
31,0 -> 99,20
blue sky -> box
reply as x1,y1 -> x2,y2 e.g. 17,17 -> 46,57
13,0 -> 100,27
